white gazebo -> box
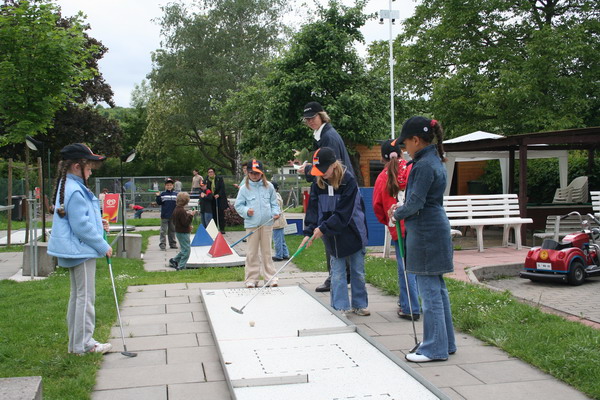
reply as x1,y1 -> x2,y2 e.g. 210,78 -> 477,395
443,131 -> 569,195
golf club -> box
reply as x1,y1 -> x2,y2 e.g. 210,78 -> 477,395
230,205 -> 294,248
231,234 -> 315,314
395,221 -> 421,353
103,232 -> 137,357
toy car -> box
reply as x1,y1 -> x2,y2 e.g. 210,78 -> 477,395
520,212 -> 600,285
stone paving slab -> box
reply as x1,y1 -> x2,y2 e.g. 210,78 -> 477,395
101,350 -> 166,369
121,312 -> 193,325
120,304 -> 166,316
167,346 -> 221,365
111,323 -> 166,338
92,385 -> 167,400
167,321 -> 210,334
95,362 -> 205,390
109,333 -> 198,352
168,382 -> 232,400
122,296 -> 190,307
452,379 -> 590,400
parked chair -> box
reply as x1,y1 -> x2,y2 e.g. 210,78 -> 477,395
553,176 -> 588,203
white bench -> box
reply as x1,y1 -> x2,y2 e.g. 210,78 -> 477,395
443,194 -> 533,252
592,191 -> 600,218
532,214 -> 589,246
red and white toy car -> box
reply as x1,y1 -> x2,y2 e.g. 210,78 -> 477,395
520,212 -> 600,285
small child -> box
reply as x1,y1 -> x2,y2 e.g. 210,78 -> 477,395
129,203 -> 145,219
271,182 -> 290,261
156,177 -> 178,250
169,192 -> 196,270
198,180 -> 214,227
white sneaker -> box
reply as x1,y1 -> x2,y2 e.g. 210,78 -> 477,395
245,282 -> 255,288
90,342 -> 112,354
352,308 -> 371,316
405,352 -> 447,363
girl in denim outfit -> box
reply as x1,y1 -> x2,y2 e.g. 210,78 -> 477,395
301,147 -> 370,316
393,117 -> 457,363
235,159 -> 281,288
48,144 -> 113,355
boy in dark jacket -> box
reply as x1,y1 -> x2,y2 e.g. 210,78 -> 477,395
170,192 -> 196,270
156,177 -> 178,250
198,180 -> 214,227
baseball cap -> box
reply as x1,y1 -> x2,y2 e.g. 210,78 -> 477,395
310,147 -> 337,176
165,177 -> 174,184
303,101 -> 324,118
381,138 -> 402,160
399,116 -> 435,143
247,159 -> 264,174
60,143 -> 106,161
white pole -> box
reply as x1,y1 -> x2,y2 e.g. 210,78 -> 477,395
389,0 -> 395,139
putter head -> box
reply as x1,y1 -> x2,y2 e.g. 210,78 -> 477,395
409,342 -> 421,354
121,351 -> 138,357
231,306 -> 244,314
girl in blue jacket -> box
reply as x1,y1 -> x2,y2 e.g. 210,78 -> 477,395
393,117 -> 457,363
301,147 -> 370,316
48,144 -> 113,355
234,159 -> 281,288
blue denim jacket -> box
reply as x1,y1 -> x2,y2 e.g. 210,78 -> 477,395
393,145 -> 453,275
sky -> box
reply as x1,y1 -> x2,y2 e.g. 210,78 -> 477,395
55,0 -> 417,107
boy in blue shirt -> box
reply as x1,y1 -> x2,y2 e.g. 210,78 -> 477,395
156,178 -> 178,250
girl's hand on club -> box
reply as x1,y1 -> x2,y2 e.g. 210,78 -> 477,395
274,214 -> 280,220
102,219 -> 110,232
105,247 -> 113,258
301,228 -> 322,249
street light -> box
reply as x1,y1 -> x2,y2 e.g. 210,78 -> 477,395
380,1 -> 399,139
119,149 -> 136,257
25,135 -> 48,241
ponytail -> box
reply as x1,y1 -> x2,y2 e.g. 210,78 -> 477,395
51,159 -> 96,218
385,156 -> 401,198
430,119 -> 446,162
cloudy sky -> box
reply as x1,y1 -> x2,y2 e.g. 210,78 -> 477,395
55,0 -> 417,107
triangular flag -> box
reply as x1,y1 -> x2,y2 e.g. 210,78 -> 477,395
208,232 -> 233,257
191,224 -> 214,247
205,219 -> 219,240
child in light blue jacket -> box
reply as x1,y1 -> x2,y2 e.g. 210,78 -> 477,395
48,143 -> 113,356
234,159 -> 281,288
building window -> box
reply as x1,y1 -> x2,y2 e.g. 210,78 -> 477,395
369,160 -> 384,187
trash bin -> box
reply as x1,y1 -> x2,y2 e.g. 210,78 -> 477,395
467,181 -> 489,195
6,195 -> 26,221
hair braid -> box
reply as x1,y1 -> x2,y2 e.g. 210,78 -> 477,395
432,121 -> 446,162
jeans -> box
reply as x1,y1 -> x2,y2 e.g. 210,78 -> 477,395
393,240 -> 420,315
330,248 -> 368,311
414,274 -> 457,359
272,228 -> 289,258
174,232 -> 191,268
202,212 -> 213,228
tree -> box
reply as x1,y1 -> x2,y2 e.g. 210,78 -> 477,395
391,0 -> 600,137
141,0 -> 289,173
0,0 -> 96,145
229,0 -> 389,180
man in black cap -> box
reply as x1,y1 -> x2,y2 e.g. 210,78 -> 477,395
299,101 -> 354,292
156,177 -> 178,250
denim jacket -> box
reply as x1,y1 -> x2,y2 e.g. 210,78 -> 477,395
234,179 -> 280,228
393,145 -> 453,275
48,174 -> 110,264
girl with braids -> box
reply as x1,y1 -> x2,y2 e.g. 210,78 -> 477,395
392,117 -> 456,363
48,144 -> 113,355
372,139 -> 420,321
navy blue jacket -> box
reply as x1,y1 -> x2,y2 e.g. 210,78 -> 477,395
303,170 -> 368,258
304,123 -> 354,181
156,189 -> 178,219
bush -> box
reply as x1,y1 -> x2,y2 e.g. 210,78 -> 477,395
224,202 -> 244,226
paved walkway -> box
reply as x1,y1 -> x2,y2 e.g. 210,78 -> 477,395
87,232 -> 590,400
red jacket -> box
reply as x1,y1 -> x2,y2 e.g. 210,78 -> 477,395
372,159 -> 412,241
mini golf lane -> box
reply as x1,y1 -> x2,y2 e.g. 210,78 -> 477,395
201,285 -> 449,400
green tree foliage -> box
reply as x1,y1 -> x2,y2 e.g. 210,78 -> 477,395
230,0 -> 389,171
142,0 -> 289,173
0,0 -> 96,144
391,0 -> 600,137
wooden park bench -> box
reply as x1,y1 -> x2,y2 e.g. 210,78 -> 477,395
443,194 -> 533,252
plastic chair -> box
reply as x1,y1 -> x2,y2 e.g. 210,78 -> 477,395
553,176 -> 588,203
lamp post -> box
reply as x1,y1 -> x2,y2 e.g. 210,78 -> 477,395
25,135 -> 47,241
379,1 -> 399,139
120,149 -> 136,257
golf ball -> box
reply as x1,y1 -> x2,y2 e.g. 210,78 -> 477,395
249,321 -> 255,327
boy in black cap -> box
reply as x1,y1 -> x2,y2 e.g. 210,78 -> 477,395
156,177 -> 178,250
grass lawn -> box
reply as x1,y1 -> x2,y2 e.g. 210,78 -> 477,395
1,232 -> 600,398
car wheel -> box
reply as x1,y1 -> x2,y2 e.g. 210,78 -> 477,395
568,259 -> 585,286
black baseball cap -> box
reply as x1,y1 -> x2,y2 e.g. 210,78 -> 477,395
247,159 -> 264,174
60,143 -> 106,161
165,177 -> 174,184
310,147 -> 337,176
303,101 -> 324,118
399,116 -> 435,143
381,138 -> 402,160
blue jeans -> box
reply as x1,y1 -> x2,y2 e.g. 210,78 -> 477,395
393,240 -> 420,315
272,228 -> 289,258
174,232 -> 191,268
330,248 -> 368,311
415,274 -> 456,359
202,212 -> 213,228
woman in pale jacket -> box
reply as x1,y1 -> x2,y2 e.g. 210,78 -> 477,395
235,159 -> 281,288
48,143 -> 113,355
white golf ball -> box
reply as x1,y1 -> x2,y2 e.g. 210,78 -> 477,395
249,320 -> 255,327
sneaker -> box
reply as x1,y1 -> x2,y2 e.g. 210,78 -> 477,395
353,308 -> 371,316
170,245 -> 178,249
272,257 -> 284,262
168,258 -> 178,269
176,265 -> 186,271
339,310 -> 350,317
160,245 -> 166,251
405,352 -> 447,363
77,342 -> 112,355
269,282 -> 278,287
398,311 -> 420,321
246,282 -> 255,288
